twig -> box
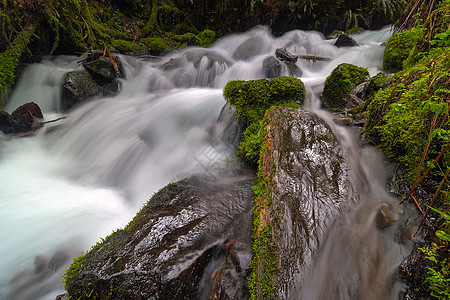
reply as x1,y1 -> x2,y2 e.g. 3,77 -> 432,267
417,168 -> 450,232
401,143 -> 450,204
97,40 -> 119,74
411,194 -> 435,230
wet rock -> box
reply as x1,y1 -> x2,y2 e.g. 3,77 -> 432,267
275,47 -> 298,63
262,56 -> 282,78
233,37 -> 267,61
321,63 -> 370,111
65,174 -> 255,300
251,107 -> 351,298
284,61 -> 302,77
10,102 -> 43,133
62,70 -> 101,110
334,34 -> 359,47
83,57 -> 119,82
376,203 -> 400,229
0,110 -> 12,134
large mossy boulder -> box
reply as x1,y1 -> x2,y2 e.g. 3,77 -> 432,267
383,28 -> 423,73
249,107 -> 352,299
64,174 -> 255,300
321,63 -> 369,111
223,76 -> 305,124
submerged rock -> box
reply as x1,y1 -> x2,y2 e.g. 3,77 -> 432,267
250,107 -> 351,298
262,56 -> 282,78
65,174 -> 255,299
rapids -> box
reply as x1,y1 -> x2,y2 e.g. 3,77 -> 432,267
0,25 -> 412,299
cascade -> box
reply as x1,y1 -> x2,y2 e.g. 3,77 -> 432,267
0,25 -> 412,299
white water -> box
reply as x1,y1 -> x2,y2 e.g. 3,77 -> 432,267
0,25 -> 399,299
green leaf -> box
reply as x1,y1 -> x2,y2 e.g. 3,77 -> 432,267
435,230 -> 450,241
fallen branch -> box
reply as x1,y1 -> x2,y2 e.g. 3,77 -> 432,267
297,54 -> 331,61
97,40 -> 119,74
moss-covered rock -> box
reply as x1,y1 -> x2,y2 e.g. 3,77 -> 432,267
141,37 -> 170,55
223,76 -> 305,124
383,28 -> 424,73
111,39 -> 145,54
364,72 -> 392,99
223,76 -> 305,167
365,47 -> 450,180
321,63 -> 369,111
198,29 -> 216,47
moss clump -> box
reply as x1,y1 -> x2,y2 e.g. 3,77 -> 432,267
224,76 -> 304,166
383,28 -> 424,73
345,27 -> 364,35
111,39 -> 145,53
223,76 -> 305,124
141,37 -> 170,55
366,72 -> 391,98
321,63 -> 369,111
0,27 -> 34,108
198,30 -> 216,47
365,46 -> 449,180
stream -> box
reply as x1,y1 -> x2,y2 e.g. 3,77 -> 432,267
0,25 -> 414,299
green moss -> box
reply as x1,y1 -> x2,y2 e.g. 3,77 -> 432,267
111,39 -> 145,53
383,28 -> 425,72
238,119 -> 267,168
321,63 -> 369,111
249,225 -> 279,300
365,72 -> 391,99
0,27 -> 34,108
63,253 -> 87,291
365,47 -> 449,180
345,27 -> 363,35
141,37 -> 170,55
223,76 -> 305,124
198,29 -> 216,47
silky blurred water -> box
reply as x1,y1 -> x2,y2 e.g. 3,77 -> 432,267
0,25 -> 400,299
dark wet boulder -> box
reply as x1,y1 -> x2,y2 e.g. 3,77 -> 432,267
275,47 -> 298,63
0,111 -> 12,134
65,174 -> 254,300
233,37 -> 267,61
83,57 -> 119,82
10,102 -> 43,133
334,34 -> 359,47
262,56 -> 282,78
62,70 -> 101,110
250,107 -> 351,298
321,63 -> 370,111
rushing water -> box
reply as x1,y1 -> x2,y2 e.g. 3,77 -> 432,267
0,25 -> 412,299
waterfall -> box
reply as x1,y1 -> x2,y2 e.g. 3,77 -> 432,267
0,25 -> 410,299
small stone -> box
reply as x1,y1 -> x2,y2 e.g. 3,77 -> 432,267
376,203 -> 399,229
